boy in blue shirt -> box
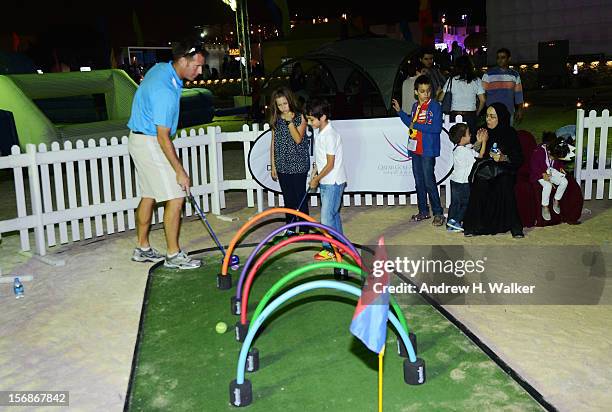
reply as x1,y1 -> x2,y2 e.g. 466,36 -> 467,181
392,75 -> 445,226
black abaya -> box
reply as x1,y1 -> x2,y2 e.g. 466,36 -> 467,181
463,103 -> 524,236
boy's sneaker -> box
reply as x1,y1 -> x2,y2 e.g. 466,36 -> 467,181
314,249 -> 335,261
552,199 -> 561,215
446,219 -> 464,232
432,215 -> 446,226
132,247 -> 164,263
542,206 -> 551,221
164,250 -> 202,270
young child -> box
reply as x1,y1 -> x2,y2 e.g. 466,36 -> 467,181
530,132 -> 570,221
446,123 -> 487,232
305,98 -> 347,261
391,75 -> 445,226
269,87 -> 310,234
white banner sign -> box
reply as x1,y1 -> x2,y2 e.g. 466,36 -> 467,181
248,117 -> 455,194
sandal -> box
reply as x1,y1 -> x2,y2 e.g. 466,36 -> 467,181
411,213 -> 431,222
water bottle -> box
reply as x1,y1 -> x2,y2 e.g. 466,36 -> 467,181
490,142 -> 500,155
13,277 -> 24,299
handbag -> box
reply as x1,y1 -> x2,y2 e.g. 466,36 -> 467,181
469,158 -> 508,183
441,77 -> 453,114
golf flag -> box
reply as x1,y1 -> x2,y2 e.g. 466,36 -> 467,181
350,236 -> 391,354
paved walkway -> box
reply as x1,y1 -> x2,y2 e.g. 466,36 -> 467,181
1,194 -> 611,411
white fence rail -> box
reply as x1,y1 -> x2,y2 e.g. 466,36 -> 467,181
3,109 -> 606,257
0,121 -> 453,256
575,109 -> 611,200
0,125 -> 268,256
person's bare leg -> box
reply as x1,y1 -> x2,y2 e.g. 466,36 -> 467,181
136,197 -> 155,248
164,197 -> 184,255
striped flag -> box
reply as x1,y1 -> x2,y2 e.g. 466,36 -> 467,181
350,237 -> 391,354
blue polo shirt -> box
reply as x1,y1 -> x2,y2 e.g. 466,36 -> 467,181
127,62 -> 183,136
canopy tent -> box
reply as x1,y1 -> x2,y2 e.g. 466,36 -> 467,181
263,36 -> 419,116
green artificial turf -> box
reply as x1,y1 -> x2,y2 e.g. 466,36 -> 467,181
127,247 -> 542,411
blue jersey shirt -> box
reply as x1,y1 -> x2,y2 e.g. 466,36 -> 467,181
127,62 -> 183,136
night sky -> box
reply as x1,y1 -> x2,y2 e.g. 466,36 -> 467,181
1,0 -> 485,70
3,0 -> 485,42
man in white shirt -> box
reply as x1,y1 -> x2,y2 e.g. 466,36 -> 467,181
305,99 -> 347,261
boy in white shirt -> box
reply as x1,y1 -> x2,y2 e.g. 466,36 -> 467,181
447,123 -> 487,232
305,99 -> 347,261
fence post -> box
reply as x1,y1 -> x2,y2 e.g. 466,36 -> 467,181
26,144 -> 46,256
208,126 -> 221,215
575,108 -> 584,183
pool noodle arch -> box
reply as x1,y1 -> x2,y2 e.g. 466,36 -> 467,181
239,234 -> 362,325
235,280 -> 418,384
235,221 -> 360,301
249,261 -> 410,336
220,208 -> 341,276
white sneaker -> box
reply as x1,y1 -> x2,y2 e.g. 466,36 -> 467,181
132,247 -> 164,263
552,200 -> 561,214
542,206 -> 551,221
164,250 -> 202,270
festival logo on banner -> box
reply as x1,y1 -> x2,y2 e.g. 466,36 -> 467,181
248,118 -> 454,194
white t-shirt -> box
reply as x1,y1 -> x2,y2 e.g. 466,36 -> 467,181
314,121 -> 347,185
401,76 -> 417,113
450,145 -> 479,183
442,76 -> 485,111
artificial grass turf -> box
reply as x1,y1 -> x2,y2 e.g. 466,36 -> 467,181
127,248 -> 542,412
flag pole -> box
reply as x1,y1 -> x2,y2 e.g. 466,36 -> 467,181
378,344 -> 385,412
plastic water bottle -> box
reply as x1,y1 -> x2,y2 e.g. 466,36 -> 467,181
13,277 -> 24,299
490,142 -> 500,155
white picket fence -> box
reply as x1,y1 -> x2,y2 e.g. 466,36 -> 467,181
0,125 -> 266,256
1,109 -> 608,257
0,123 -> 452,257
575,109 -> 612,200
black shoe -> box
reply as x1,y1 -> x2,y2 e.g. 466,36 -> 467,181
512,232 -> 525,239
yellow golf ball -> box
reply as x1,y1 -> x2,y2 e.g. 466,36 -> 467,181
215,321 -> 228,334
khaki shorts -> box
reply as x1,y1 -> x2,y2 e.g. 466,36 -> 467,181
128,132 -> 184,202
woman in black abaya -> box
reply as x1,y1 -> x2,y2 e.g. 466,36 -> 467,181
463,103 -> 525,238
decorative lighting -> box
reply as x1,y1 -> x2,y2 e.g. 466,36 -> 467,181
36,69 -> 43,74
523,102 -> 530,108
519,64 -> 527,69
576,101 -> 582,108
607,61 -> 612,67
590,61 -> 600,68
577,61 -> 584,67
533,64 -> 539,69
80,67 -> 92,72
573,64 -> 578,75
324,17 -> 328,23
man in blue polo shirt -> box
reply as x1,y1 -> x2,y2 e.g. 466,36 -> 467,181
127,39 -> 206,270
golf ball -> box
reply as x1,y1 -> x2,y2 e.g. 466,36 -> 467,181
215,321 -> 228,334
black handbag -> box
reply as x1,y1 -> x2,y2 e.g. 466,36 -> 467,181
469,158 -> 507,183
441,77 -> 453,114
